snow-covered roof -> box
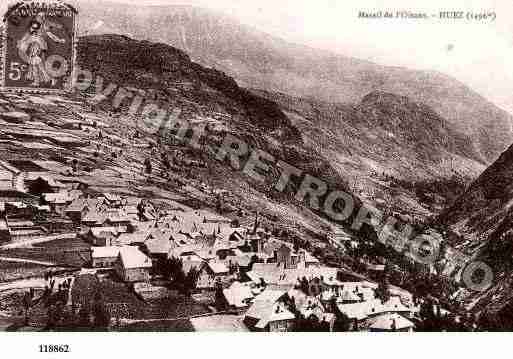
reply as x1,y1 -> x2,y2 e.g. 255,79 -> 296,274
91,246 -> 121,259
118,246 -> 152,269
339,290 -> 362,302
223,281 -> 254,308
369,313 -> 415,331
245,301 -> 295,329
207,261 -> 229,274
338,296 -> 412,321
145,236 -> 174,254
90,226 -> 121,238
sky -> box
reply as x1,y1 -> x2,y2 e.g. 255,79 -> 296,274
2,0 -> 513,114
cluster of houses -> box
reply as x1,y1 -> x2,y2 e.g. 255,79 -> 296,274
0,158 -> 420,333
73,190 -> 417,332
225,256 -> 417,332
0,160 -> 82,241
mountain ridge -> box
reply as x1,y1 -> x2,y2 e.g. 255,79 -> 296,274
72,0 -> 513,164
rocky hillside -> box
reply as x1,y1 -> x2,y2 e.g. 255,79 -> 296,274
434,143 -> 513,327
78,35 -> 377,230
0,33 -> 377,261
254,89 -> 485,219
74,0 -> 513,164
78,35 -> 294,134
438,143 -> 513,256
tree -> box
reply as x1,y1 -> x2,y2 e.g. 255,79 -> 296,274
331,297 -> 351,331
162,257 -> 188,291
144,158 -> 153,175
47,302 -> 65,330
214,279 -> 228,311
92,292 -> 111,330
28,177 -> 53,195
162,153 -> 171,170
77,305 -> 91,329
300,277 -> 309,295
184,267 -> 200,294
375,279 -> 391,303
23,289 -> 34,325
293,237 -> 301,253
71,159 -> 79,173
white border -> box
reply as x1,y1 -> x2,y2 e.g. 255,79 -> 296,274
0,332 -> 507,359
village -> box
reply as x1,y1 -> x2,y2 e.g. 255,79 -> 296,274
0,174 -> 424,332
0,85 -> 468,333
0,97 -> 447,333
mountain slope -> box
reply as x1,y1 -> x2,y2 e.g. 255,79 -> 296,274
438,143 -> 513,255
254,89 -> 485,218
435,144 -> 513,327
76,34 -> 373,237
1,33 -> 373,255
74,0 -> 513,164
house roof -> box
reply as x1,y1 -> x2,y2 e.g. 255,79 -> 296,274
369,313 -> 415,331
90,226 -> 121,238
27,175 -> 66,188
0,218 -> 8,231
66,197 -> 104,213
336,302 -> 370,321
247,264 -> 339,287
117,231 -> 150,245
105,211 -> 132,223
252,289 -> 286,304
104,193 -> 122,202
196,210 -> 231,223
149,228 -> 173,242
118,246 -> 152,269
170,244 -> 203,258
287,288 -> 326,318
91,246 -> 121,259
0,161 -> 20,175
245,301 -> 295,329
303,251 -> 320,264
0,190 -> 37,199
337,297 -> 412,321
223,281 -> 254,308
170,232 -> 191,245
125,197 -> 142,206
217,227 -> 246,241
192,248 -> 215,260
145,237 -> 174,254
207,261 -> 229,274
224,254 -> 252,268
125,205 -> 139,215
131,220 -> 156,232
65,198 -> 87,212
0,171 -> 13,180
181,255 -> 206,274
44,192 -> 71,204
339,290 -> 362,302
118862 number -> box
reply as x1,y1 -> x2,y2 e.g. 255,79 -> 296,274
39,345 -> 70,353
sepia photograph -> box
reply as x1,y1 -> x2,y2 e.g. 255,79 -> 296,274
0,0 -> 511,345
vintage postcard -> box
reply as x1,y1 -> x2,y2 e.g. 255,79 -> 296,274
0,0 -> 511,347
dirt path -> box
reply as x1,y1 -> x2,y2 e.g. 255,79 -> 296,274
0,257 -> 55,267
0,275 -> 73,293
0,233 -> 77,250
